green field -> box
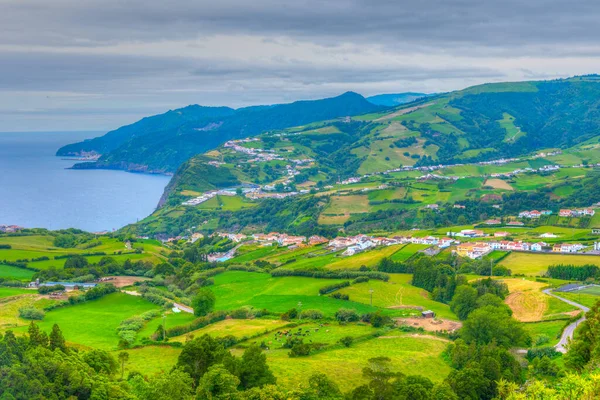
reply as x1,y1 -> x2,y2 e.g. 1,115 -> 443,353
211,271 -> 396,316
499,252 -> 600,276
390,244 -> 429,262
0,264 -> 35,280
0,235 -> 166,270
261,334 -> 451,389
338,274 -> 456,320
0,287 -> 34,299
170,318 -> 290,343
560,292 -> 600,309
14,293 -> 160,350
523,320 -> 567,345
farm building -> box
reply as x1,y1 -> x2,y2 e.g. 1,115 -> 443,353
422,310 -> 435,318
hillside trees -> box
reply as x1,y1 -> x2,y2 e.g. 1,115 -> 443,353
192,288 -> 216,317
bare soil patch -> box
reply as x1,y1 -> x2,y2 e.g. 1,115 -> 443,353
102,276 -> 150,288
395,317 -> 462,333
484,178 -> 514,191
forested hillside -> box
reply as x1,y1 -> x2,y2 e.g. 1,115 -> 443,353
57,92 -> 384,173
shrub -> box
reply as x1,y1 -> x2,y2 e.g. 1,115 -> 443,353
339,336 -> 353,348
319,281 -> 350,295
38,284 -> 66,294
288,342 -> 311,357
230,307 -> 254,319
330,293 -> 349,301
352,276 -> 370,284
335,308 -> 359,323
19,307 -> 45,320
299,309 -> 324,320
526,346 -> 559,361
281,308 -> 298,321
271,269 -> 389,282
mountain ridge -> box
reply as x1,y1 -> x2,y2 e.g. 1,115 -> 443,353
58,92 -> 386,174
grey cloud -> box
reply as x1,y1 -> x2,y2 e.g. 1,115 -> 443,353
2,0 -> 600,51
1,0 -> 599,131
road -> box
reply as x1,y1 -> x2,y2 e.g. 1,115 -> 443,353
123,290 -> 194,314
542,289 -> 589,353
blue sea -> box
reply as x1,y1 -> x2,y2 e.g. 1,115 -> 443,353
0,131 -> 171,232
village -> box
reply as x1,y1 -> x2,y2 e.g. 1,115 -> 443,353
182,223 -> 600,263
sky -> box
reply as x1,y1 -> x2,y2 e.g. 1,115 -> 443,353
1,0 -> 599,132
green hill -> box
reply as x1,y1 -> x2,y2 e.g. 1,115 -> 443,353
57,92 -> 385,173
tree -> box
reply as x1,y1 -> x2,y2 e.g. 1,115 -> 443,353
118,351 -> 129,380
300,373 -> 343,400
129,369 -> 195,400
192,289 -> 216,317
64,254 -> 89,269
393,375 -> 434,400
28,322 -> 48,348
446,364 -> 490,400
236,344 -> 276,390
450,285 -> 478,320
49,323 -> 67,352
176,334 -> 229,384
362,357 -> 398,400
460,306 -> 528,347
197,364 -> 240,400
83,349 -> 118,375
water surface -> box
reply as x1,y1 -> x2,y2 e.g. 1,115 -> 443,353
0,131 -> 170,231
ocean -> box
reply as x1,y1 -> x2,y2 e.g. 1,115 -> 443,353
0,131 -> 171,232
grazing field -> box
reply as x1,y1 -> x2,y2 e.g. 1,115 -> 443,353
390,244 -> 429,262
262,334 -> 451,389
0,235 -> 166,270
116,345 -> 182,376
210,271 -> 388,316
338,274 -> 456,320
325,244 -> 405,270
171,319 -> 291,343
575,285 -> 600,296
560,292 -> 600,309
499,252 -> 600,276
0,293 -> 39,329
523,320 -> 567,345
0,287 -> 34,298
322,195 -> 370,223
137,310 -> 197,342
0,264 -> 35,280
16,293 -> 160,350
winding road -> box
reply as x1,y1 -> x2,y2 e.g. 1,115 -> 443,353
542,289 -> 589,353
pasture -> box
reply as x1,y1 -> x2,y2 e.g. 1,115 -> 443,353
0,287 -> 34,298
17,293 -> 160,350
170,318 -> 290,343
210,271 -> 389,316
262,334 -> 451,389
337,274 -> 456,320
499,252 -> 600,276
324,195 -> 370,216
0,235 -> 166,270
0,264 -> 35,280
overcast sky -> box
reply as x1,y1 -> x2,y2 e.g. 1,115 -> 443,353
1,0 -> 599,131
